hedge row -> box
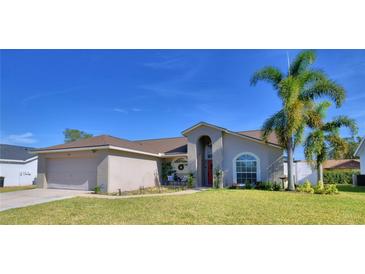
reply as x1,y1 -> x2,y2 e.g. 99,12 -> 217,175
323,169 -> 360,184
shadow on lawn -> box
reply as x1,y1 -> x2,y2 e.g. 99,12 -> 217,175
337,185 -> 365,193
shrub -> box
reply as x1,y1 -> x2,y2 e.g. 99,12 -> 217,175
273,182 -> 282,191
187,172 -> 195,188
324,184 -> 339,194
324,169 -> 359,184
255,181 -> 264,190
245,180 -> 253,189
297,180 -> 314,193
213,168 -> 223,189
264,181 -> 274,191
93,185 -> 102,194
314,181 -> 325,194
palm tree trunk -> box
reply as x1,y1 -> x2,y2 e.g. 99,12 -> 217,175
317,162 -> 323,183
287,139 -> 295,191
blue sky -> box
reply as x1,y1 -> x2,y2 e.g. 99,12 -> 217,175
1,49 -> 365,159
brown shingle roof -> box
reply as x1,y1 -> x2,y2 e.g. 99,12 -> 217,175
236,130 -> 280,146
134,137 -> 187,154
35,127 -> 280,155
35,135 -> 187,155
323,159 -> 360,170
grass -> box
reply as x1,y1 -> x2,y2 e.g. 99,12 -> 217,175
1,187 -> 365,224
0,185 -> 36,193
336,184 -> 365,193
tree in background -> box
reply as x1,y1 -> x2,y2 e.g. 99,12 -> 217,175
329,136 -> 362,159
304,101 -> 357,183
251,50 -> 345,190
63,128 -> 93,143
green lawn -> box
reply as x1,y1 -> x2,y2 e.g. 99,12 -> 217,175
1,187 -> 365,224
0,185 -> 36,193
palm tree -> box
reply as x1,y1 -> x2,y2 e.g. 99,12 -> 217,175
250,50 -> 345,190
304,101 -> 358,182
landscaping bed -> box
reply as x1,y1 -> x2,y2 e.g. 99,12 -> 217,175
94,186 -> 187,196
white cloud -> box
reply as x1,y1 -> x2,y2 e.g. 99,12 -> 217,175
113,107 -> 143,113
113,108 -> 128,113
2,132 -> 37,145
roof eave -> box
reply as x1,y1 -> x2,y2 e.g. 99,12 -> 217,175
354,137 -> 365,157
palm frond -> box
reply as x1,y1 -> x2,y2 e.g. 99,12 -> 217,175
325,133 -> 348,159
261,110 -> 286,145
289,50 -> 316,76
299,69 -> 327,86
300,79 -> 345,107
322,116 -> 358,135
250,66 -> 283,89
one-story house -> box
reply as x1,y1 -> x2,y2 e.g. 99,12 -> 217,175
0,144 -> 38,187
33,122 -> 284,192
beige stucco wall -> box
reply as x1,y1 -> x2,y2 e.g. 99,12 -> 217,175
222,133 -> 283,184
107,150 -> 161,192
185,125 -> 283,187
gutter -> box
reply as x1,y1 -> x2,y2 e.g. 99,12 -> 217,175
0,156 -> 38,164
32,145 -> 187,158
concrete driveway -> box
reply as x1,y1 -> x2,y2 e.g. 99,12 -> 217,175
0,188 -> 89,212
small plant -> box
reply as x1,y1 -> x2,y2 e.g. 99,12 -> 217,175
245,180 -> 252,189
93,185 -> 102,194
297,180 -> 314,193
314,181 -> 325,194
273,182 -> 282,191
324,184 -> 339,194
264,181 -> 273,191
213,168 -> 223,189
187,172 -> 195,188
255,181 -> 264,190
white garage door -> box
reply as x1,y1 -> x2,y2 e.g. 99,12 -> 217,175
47,157 -> 98,190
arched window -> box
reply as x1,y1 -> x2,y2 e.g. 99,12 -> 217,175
235,153 -> 259,184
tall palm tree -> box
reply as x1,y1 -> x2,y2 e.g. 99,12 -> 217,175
304,101 -> 358,182
250,50 -> 345,190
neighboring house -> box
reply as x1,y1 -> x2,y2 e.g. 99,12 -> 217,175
0,144 -> 38,187
323,159 -> 360,170
283,159 -> 360,185
354,137 -> 365,174
34,122 -> 284,192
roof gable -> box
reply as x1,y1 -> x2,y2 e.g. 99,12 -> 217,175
182,122 -> 281,147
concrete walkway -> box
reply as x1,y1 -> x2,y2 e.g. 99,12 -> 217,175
80,189 -> 202,199
0,189 -> 90,212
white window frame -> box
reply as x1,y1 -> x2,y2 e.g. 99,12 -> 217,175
232,152 -> 261,184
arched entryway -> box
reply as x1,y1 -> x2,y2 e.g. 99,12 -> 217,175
197,135 -> 213,187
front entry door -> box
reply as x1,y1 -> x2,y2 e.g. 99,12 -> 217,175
207,160 -> 213,187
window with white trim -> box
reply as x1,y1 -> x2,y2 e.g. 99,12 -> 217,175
236,154 -> 257,184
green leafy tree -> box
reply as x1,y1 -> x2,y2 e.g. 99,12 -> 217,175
63,128 -> 93,143
250,50 -> 345,190
304,101 -> 357,182
329,136 -> 362,159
